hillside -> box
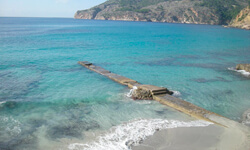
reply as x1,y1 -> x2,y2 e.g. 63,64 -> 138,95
75,0 -> 249,25
229,6 -> 250,29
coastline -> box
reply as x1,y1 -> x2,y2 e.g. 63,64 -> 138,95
74,18 -> 250,30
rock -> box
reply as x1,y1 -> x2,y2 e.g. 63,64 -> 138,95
131,85 -> 173,100
241,109 -> 250,126
132,87 -> 153,100
236,64 -> 250,72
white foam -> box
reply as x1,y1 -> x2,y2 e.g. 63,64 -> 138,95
237,70 -> 250,76
0,116 -> 22,136
227,67 -> 235,71
0,101 -> 6,105
228,67 -> 250,76
126,86 -> 138,98
68,119 -> 212,150
172,91 -> 181,97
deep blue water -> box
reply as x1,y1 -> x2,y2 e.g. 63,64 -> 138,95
0,17 -> 250,149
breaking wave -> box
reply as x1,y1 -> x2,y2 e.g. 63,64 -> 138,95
68,119 -> 212,150
228,67 -> 250,76
126,86 -> 138,98
172,91 -> 181,97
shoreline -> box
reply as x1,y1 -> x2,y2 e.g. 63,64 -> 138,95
74,18 -> 250,30
133,121 -> 250,150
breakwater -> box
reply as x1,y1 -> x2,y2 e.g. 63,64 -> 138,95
78,61 -> 227,126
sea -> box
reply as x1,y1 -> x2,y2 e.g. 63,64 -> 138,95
0,17 -> 250,150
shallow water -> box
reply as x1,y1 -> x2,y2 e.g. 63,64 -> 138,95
0,17 -> 250,149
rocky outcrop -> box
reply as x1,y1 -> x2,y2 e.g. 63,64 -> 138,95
75,0 -> 220,24
236,64 -> 250,72
229,6 -> 250,30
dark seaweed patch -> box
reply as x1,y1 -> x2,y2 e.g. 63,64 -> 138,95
136,57 -> 175,66
0,130 -> 38,150
4,101 -> 18,109
206,89 -> 234,102
57,67 -> 83,72
28,119 -> 47,128
0,70 -> 42,101
134,54 -> 227,69
48,124 -> 83,139
47,120 -> 99,139
224,90 -> 234,95
176,62 -> 223,69
155,110 -> 165,115
191,77 -> 230,83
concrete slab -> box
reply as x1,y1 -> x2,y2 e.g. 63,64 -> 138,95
153,94 -> 226,126
78,61 -> 137,85
106,73 -> 138,85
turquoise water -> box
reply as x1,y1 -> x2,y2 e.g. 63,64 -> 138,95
0,17 -> 250,149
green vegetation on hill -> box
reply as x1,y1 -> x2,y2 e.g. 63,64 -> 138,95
119,0 -> 169,8
199,0 -> 247,24
115,0 -> 248,24
116,0 -> 169,12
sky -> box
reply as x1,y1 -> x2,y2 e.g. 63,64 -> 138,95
0,0 -> 107,18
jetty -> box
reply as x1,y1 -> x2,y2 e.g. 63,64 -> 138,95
78,61 -> 227,126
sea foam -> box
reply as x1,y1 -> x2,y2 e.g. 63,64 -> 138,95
172,90 -> 181,97
68,119 -> 212,150
126,86 -> 138,98
228,67 -> 250,76
0,116 -> 22,137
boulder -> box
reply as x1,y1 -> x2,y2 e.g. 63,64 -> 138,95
236,64 -> 250,72
131,87 -> 153,100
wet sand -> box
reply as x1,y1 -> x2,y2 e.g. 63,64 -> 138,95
133,123 -> 250,150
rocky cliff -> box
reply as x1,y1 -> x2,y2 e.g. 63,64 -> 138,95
229,6 -> 250,30
75,0 -> 249,25
75,0 -> 217,24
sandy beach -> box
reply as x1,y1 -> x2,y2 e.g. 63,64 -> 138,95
133,120 -> 250,150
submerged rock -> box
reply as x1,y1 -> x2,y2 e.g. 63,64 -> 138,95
47,120 -> 100,139
236,64 -> 250,72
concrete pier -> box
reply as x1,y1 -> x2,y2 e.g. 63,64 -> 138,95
78,61 -> 228,126
79,61 -> 138,86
